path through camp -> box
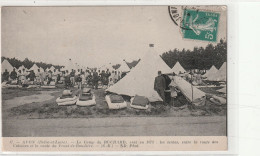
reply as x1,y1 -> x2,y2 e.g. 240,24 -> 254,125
3,116 -> 226,137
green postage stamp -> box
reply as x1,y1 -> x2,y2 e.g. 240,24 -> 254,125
182,9 -> 220,42
168,6 -> 222,42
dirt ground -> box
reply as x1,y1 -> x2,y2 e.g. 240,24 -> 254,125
1,86 -> 227,137
2,86 -> 227,120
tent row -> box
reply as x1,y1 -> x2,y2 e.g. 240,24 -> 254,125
1,59 -> 58,74
170,60 -> 226,82
204,62 -> 227,81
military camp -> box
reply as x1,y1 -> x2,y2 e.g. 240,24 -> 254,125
2,6 -> 227,137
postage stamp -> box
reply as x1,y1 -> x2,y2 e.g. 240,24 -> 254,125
182,9 -> 220,42
169,6 -> 222,42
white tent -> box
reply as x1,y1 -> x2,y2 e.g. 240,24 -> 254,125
74,63 -> 79,70
172,61 -> 186,74
170,76 -> 206,106
81,65 -> 87,72
18,65 -> 27,72
39,67 -> 45,73
118,60 -> 130,73
14,67 -> 18,72
203,65 -> 218,78
106,63 -> 115,72
1,59 -> 14,73
46,66 -> 55,72
60,67 -> 66,72
207,62 -> 226,81
29,64 -> 40,74
99,63 -> 115,72
64,59 -> 76,72
49,66 -> 55,72
98,65 -> 106,72
106,46 -> 172,102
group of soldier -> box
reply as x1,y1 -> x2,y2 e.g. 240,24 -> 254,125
1,67 -> 124,89
63,69 -> 123,89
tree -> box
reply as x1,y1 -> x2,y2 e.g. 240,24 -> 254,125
161,39 -> 227,70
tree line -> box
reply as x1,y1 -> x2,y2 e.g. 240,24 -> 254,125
1,57 -> 64,70
2,39 -> 226,72
161,39 -> 227,70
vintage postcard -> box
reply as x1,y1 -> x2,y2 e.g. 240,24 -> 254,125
1,6 -> 227,152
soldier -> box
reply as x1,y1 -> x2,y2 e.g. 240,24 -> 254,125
10,68 -> 17,80
154,71 -> 166,102
2,69 -> 9,82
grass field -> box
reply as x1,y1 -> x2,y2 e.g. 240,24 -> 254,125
2,86 -> 227,119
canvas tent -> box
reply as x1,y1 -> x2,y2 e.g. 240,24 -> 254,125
98,65 -> 106,72
106,46 -> 172,102
74,63 -> 79,71
81,65 -> 87,72
60,67 -> 66,72
18,65 -> 27,72
49,66 -> 55,72
64,59 -> 76,72
29,64 -> 40,74
118,60 -> 130,73
203,65 -> 218,78
1,59 -> 14,73
172,61 -> 186,74
99,63 -> 114,72
106,63 -> 115,72
207,62 -> 226,81
170,76 -> 206,106
39,67 -> 45,73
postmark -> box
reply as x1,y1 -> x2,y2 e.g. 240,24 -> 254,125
169,6 -> 220,42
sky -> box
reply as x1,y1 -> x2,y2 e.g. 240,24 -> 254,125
2,6 -> 226,68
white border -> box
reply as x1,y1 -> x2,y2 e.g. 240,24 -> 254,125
0,0 -> 239,155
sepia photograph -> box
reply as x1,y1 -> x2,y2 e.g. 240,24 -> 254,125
1,6 -> 227,146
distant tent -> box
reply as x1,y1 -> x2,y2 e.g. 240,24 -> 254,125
14,67 -> 18,72
18,65 -> 27,72
64,59 -> 76,72
107,63 -> 114,72
74,63 -> 81,72
98,65 -> 106,72
172,61 -> 186,74
99,63 -> 114,72
106,45 -> 172,102
203,65 -> 218,78
207,62 -> 226,81
39,67 -> 45,73
81,65 -> 87,72
1,59 -> 14,73
48,66 -> 55,72
29,64 -> 40,74
118,60 -> 130,73
60,67 -> 66,72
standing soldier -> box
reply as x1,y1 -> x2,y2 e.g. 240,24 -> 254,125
154,71 -> 166,102
10,68 -> 17,81
70,69 -> 75,86
2,69 -> 9,82
92,69 -> 98,89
